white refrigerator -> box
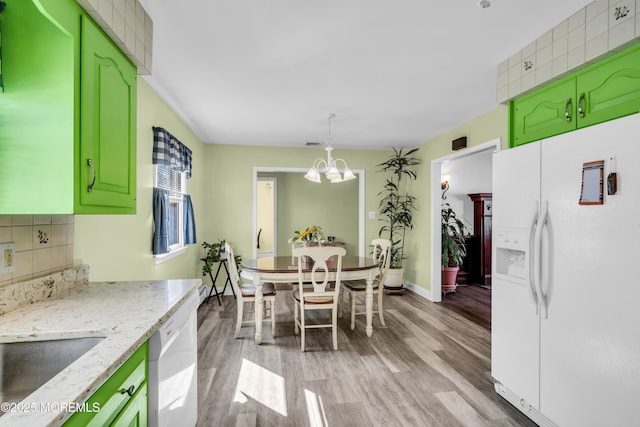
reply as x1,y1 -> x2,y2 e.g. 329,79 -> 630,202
492,112 -> 640,427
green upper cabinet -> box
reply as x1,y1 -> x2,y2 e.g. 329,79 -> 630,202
0,0 -> 74,214
76,15 -> 137,214
510,78 -> 576,147
0,0 -> 137,214
511,43 -> 640,147
576,45 -> 640,129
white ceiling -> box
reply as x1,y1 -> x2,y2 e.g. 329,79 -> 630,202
138,0 -> 593,150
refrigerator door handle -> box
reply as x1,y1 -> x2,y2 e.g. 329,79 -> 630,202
540,203 -> 551,319
528,203 -> 540,313
535,200 -> 549,319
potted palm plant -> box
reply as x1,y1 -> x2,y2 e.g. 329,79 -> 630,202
441,203 -> 470,294
377,147 -> 421,291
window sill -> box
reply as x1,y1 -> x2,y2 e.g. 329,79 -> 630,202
154,247 -> 186,264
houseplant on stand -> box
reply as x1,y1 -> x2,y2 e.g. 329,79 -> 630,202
441,203 -> 470,294
377,147 -> 421,292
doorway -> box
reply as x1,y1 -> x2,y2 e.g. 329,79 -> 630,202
430,138 -> 500,303
256,178 -> 276,258
252,167 -> 366,259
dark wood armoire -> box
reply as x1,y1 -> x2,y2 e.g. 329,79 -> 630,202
468,193 -> 492,288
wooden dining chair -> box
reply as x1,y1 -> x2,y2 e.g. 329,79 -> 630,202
292,245 -> 346,351
342,239 -> 392,331
225,243 -> 277,339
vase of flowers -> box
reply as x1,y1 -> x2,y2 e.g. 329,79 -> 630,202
288,225 -> 324,246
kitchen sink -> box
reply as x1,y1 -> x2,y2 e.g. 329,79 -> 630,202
0,336 -> 104,414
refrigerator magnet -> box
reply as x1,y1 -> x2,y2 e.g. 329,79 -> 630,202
579,160 -> 604,205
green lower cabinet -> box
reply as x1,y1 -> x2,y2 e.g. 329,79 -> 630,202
511,42 -> 640,147
111,383 -> 148,427
63,341 -> 148,427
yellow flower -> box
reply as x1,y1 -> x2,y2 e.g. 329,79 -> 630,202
290,225 -> 323,243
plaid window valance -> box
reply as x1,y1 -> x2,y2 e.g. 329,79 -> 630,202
152,126 -> 192,178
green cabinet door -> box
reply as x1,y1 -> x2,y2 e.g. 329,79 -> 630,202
63,341 -> 147,427
0,0 -> 75,214
111,383 -> 148,427
77,14 -> 137,214
510,78 -> 576,147
576,44 -> 640,128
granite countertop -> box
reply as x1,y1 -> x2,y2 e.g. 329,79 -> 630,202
0,278 -> 201,427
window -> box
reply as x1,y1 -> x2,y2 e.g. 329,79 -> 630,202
152,126 -> 195,258
155,164 -> 187,254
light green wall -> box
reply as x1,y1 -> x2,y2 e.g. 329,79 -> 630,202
73,78 -> 206,281
5,0 -> 510,297
199,106 -> 508,295
257,172 -> 359,256
73,95 -> 507,292
201,145 -> 389,263
405,106 -> 509,294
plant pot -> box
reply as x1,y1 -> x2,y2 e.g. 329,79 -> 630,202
441,266 -> 459,294
384,267 -> 404,290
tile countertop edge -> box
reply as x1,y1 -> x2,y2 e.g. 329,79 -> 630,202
0,278 -> 201,427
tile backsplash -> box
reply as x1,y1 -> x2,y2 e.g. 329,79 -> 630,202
497,0 -> 640,103
0,215 -> 74,287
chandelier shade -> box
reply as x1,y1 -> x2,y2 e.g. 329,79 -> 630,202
304,114 -> 356,184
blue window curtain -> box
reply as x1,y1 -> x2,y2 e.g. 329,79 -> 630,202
152,126 -> 192,178
152,188 -> 170,255
152,126 -> 197,251
183,194 -> 196,245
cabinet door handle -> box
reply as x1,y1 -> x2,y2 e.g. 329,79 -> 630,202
87,158 -> 96,192
578,92 -> 585,118
564,98 -> 572,122
119,385 -> 135,397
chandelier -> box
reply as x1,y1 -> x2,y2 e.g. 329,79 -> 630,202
304,113 -> 356,184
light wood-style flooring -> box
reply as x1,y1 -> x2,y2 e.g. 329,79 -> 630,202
195,286 -> 534,427
440,284 -> 491,331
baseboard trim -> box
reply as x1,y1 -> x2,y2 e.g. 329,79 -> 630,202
403,280 -> 435,302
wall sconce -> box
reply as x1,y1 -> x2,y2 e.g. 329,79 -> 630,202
441,174 -> 450,200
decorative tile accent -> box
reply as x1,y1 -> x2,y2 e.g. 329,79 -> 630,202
611,2 -> 633,25
609,1 -> 636,50
36,226 -> 51,246
498,0 -> 640,102
0,215 -> 74,285
76,0 -> 153,74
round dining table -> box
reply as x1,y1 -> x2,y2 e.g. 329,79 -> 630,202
241,255 -> 380,344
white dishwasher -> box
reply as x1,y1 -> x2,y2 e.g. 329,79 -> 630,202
148,291 -> 199,427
